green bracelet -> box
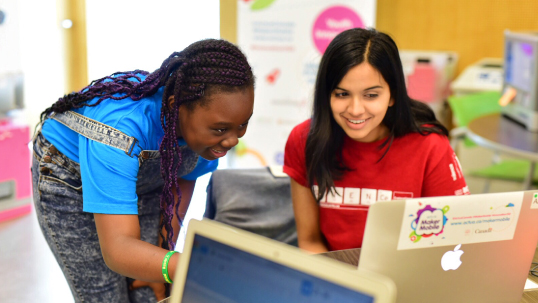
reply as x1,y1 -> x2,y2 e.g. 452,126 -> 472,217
162,251 -> 177,284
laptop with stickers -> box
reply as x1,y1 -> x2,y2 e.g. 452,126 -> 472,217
170,219 -> 396,303
358,190 -> 538,303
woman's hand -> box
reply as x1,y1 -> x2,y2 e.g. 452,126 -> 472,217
93,179 -> 192,285
289,178 -> 329,253
130,280 -> 166,301
94,179 -> 194,283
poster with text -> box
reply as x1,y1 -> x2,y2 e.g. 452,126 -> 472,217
397,192 -> 525,250
232,0 -> 377,168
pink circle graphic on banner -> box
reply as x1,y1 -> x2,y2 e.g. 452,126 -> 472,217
312,6 -> 364,54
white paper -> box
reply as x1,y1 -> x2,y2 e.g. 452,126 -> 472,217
530,193 -> 538,209
397,192 -> 525,250
268,165 -> 287,178
524,278 -> 538,291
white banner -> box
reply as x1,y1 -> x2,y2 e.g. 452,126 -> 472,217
233,0 -> 377,167
397,192 -> 526,250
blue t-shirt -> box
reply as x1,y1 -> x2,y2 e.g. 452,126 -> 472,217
41,76 -> 217,215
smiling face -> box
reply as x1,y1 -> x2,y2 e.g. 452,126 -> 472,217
175,87 -> 254,160
330,62 -> 394,143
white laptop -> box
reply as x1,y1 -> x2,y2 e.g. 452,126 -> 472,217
170,218 -> 396,303
358,190 -> 538,303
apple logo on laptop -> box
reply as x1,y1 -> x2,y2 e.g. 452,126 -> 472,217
441,244 -> 464,271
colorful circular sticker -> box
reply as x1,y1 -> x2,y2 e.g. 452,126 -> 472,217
312,6 -> 364,54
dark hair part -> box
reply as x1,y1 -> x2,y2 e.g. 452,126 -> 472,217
40,39 -> 255,250
306,28 -> 447,202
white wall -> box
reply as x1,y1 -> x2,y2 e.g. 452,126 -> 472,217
0,0 -> 22,73
18,0 -> 65,129
17,0 -> 220,132
86,1 -> 220,80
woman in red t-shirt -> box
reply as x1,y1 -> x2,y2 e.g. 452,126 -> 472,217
283,28 -> 469,253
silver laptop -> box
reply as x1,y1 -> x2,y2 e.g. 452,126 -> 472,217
170,218 -> 396,303
358,190 -> 538,303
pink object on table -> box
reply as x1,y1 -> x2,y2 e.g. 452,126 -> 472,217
0,203 -> 31,222
406,62 -> 437,103
0,119 -> 32,222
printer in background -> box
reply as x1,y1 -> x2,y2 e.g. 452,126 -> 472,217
450,58 -> 504,97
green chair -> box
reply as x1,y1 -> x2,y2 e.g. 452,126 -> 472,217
448,91 -> 538,192
449,91 -> 502,149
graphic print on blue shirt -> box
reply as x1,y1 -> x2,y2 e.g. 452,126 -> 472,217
41,75 -> 217,214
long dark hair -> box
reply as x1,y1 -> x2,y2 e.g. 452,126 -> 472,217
40,39 -> 255,250
306,28 -> 447,202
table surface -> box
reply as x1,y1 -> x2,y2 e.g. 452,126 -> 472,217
321,247 -> 538,303
466,113 -> 538,162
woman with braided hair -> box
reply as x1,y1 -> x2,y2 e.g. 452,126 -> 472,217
31,39 -> 255,302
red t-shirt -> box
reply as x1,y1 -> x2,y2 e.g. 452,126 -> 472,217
283,119 -> 469,251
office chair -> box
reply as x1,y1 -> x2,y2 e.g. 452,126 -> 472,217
448,91 -> 538,192
204,167 -> 298,246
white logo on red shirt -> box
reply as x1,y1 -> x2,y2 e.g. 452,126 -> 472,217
319,187 -> 414,208
451,153 -> 464,180
343,188 -> 360,205
361,189 -> 377,205
326,187 -> 344,204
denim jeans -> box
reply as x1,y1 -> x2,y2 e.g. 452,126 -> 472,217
31,111 -> 198,302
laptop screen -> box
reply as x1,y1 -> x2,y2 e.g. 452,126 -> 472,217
180,234 -> 374,303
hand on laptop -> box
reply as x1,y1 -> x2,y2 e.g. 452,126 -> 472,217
130,279 -> 166,301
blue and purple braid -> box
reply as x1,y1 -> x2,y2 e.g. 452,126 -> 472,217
40,39 -> 255,250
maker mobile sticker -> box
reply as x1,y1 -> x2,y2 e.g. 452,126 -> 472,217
408,205 -> 450,244
531,193 -> 538,209
397,192 -> 523,250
